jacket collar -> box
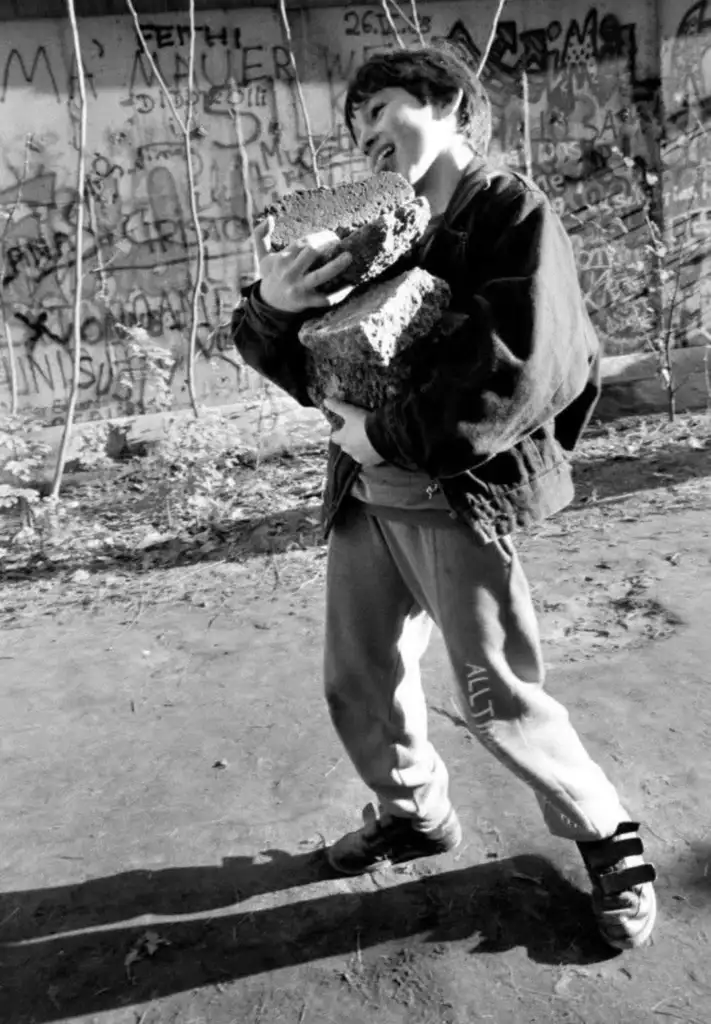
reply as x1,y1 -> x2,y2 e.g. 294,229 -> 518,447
441,158 -> 492,228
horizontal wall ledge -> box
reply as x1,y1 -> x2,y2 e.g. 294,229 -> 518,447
16,346 -> 707,483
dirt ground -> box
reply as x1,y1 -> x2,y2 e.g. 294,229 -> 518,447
2,412 -> 711,1024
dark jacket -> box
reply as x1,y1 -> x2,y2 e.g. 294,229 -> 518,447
232,163 -> 601,543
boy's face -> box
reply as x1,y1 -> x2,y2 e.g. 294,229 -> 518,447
350,87 -> 459,191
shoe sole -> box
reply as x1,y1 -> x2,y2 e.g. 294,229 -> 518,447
326,818 -> 463,876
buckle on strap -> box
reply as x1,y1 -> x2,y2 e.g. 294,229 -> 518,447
598,862 -> 657,897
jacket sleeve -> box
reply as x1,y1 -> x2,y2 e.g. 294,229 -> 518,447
231,284 -> 315,408
364,187 -> 600,477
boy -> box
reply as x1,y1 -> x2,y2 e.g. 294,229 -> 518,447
232,45 -> 657,951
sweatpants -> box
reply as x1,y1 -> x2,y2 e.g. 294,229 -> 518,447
323,499 -> 628,843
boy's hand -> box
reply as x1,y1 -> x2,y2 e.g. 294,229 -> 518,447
253,218 -> 355,313
324,398 -> 385,467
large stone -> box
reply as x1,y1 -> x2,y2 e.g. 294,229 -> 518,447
267,172 -> 414,247
263,173 -> 451,427
299,267 -> 451,421
264,172 -> 431,290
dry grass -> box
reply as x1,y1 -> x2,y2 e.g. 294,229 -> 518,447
0,410 -> 708,628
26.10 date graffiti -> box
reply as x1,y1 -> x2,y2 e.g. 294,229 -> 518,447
343,9 -> 431,37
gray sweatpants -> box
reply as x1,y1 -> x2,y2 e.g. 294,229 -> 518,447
324,499 -> 628,842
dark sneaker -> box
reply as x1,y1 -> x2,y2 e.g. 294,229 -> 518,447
326,802 -> 462,875
577,821 -> 657,950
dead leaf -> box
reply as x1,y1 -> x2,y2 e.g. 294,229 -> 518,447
102,574 -> 124,586
47,984 -> 61,1008
136,531 -> 173,551
124,947 -> 141,978
124,929 -> 170,977
688,437 -> 705,450
70,569 -> 90,583
143,929 -> 169,956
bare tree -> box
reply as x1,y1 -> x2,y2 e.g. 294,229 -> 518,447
125,0 -> 203,417
50,3 -> 88,499
478,0 -> 507,77
277,0 -> 322,187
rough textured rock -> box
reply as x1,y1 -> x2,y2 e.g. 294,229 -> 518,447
260,173 -> 451,428
267,172 -> 415,247
264,173 -> 431,289
300,268 -> 451,420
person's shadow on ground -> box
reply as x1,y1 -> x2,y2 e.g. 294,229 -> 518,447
0,849 -> 620,1022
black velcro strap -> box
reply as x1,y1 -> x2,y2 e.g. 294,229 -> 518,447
615,821 -> 641,835
598,863 -> 657,896
591,836 -> 644,870
582,836 -> 644,871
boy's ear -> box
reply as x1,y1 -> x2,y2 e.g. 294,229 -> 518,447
435,88 -> 464,122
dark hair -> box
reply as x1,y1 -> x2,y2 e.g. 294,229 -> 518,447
344,44 -> 492,155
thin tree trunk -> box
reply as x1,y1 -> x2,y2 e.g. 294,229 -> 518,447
51,1 -> 87,499
384,0 -> 420,37
276,0 -> 322,187
85,186 -> 117,383
379,0 -> 406,49
408,0 -> 425,46
125,0 -> 202,416
2,318 -> 18,416
521,69 -> 532,177
478,0 -> 507,77
228,78 -> 259,280
183,0 -> 203,417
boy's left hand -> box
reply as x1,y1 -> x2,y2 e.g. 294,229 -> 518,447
323,398 -> 385,467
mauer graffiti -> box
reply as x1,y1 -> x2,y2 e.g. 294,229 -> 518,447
0,2 -> 705,423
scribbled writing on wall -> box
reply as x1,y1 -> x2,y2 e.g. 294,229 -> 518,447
0,4 -> 703,423
662,0 -> 711,346
0,9 -> 369,422
444,8 -> 663,342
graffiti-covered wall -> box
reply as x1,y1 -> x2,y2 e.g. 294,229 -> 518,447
661,0 -> 711,351
0,0 -> 707,423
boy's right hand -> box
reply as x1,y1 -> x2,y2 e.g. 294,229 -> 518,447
254,217 -> 355,314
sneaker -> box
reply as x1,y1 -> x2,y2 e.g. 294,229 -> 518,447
326,802 -> 462,875
577,821 -> 657,950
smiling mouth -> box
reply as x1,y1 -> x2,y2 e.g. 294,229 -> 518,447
373,144 -> 395,172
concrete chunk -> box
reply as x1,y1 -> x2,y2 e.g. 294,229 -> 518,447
300,268 -> 450,416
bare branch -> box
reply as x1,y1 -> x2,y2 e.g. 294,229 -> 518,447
125,0 -> 186,134
382,0 -> 419,37
276,0 -> 322,187
2,320 -> 18,416
84,188 -> 117,379
521,69 -> 532,177
51,0 -> 88,499
408,0 -> 426,46
228,78 -> 260,280
183,0 -> 204,417
126,0 -> 202,417
478,0 -> 507,78
379,0 -> 406,49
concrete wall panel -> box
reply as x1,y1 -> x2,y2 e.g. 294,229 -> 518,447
0,1 -> 702,424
